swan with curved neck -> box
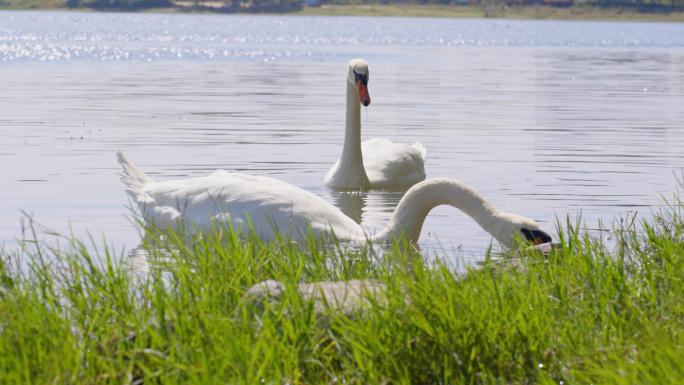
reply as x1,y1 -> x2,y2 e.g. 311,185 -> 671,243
324,59 -> 427,191
117,151 -> 550,248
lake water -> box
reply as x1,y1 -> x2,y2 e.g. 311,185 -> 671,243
1,11 -> 683,263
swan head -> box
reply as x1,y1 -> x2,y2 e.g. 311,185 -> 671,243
497,214 -> 552,248
521,227 -> 553,246
488,211 -> 552,249
347,58 -> 371,107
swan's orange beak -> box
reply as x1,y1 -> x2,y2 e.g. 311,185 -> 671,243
533,236 -> 545,246
357,80 -> 371,107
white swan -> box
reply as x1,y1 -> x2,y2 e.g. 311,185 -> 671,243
117,151 -> 550,248
324,59 -> 427,191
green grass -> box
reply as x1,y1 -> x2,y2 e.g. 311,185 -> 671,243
2,197 -> 684,384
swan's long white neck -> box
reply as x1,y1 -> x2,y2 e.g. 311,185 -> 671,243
336,80 -> 370,189
373,178 -> 525,248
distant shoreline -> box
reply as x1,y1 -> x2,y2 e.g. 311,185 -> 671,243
297,4 -> 684,22
3,3 -> 684,23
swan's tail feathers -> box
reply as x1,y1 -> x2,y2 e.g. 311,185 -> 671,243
412,141 -> 427,161
116,150 -> 155,190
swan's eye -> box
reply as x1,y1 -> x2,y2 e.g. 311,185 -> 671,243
521,228 -> 552,245
354,71 -> 368,86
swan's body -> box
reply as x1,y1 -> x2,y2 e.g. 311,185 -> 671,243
324,59 -> 427,191
118,151 -> 550,248
117,152 -> 364,241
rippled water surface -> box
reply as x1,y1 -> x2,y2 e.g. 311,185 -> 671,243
1,11 -> 683,261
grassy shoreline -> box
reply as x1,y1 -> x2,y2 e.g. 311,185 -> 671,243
2,2 -> 684,22
299,4 -> 684,22
2,196 -> 684,383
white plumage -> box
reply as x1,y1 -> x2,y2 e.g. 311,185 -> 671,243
118,151 -> 550,248
324,59 -> 427,191
117,151 -> 363,241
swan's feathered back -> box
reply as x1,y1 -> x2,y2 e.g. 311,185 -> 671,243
116,151 -> 365,241
361,139 -> 427,190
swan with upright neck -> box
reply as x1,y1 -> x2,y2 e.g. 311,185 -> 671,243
324,59 -> 427,191
117,151 -> 550,248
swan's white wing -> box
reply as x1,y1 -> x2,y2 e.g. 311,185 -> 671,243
139,171 -> 364,241
361,138 -> 427,190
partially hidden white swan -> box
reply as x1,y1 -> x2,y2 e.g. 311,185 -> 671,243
324,59 -> 427,191
117,151 -> 551,248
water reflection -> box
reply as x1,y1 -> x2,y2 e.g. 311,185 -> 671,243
327,188 -> 408,235
330,190 -> 366,224
126,244 -> 152,273
125,241 -> 181,274
361,191 -> 406,234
